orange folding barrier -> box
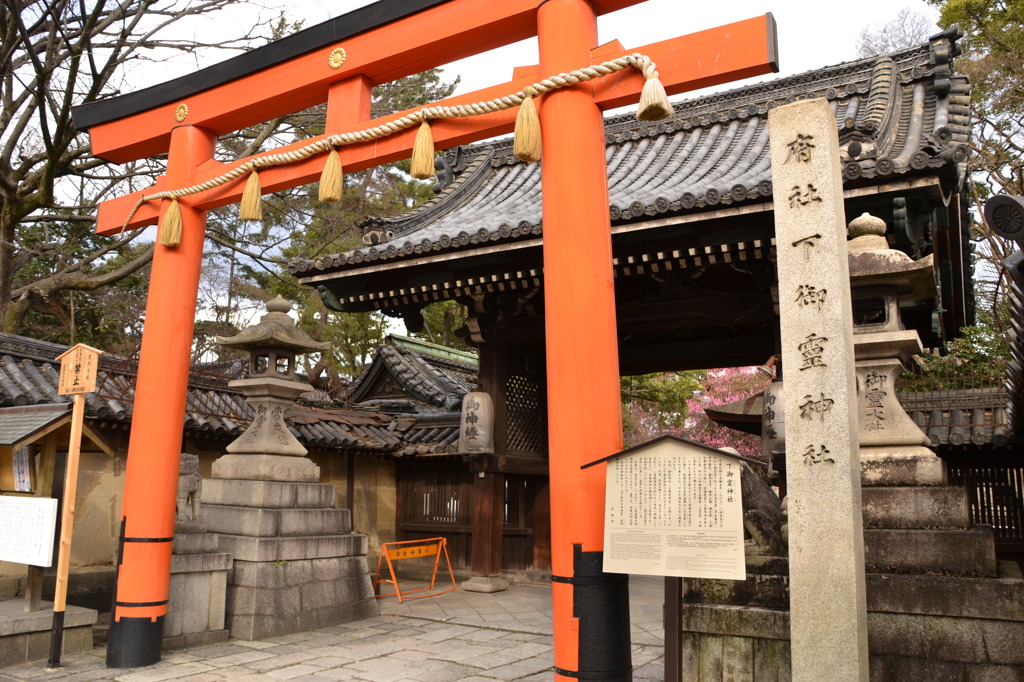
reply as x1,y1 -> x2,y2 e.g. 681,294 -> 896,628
374,537 -> 457,603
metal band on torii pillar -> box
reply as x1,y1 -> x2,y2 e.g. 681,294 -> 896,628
106,125 -> 216,668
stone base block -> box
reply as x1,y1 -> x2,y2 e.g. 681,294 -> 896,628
172,531 -> 219,554
174,519 -> 207,534
461,576 -> 509,593
860,448 -> 947,486
203,478 -> 335,509
228,598 -> 379,641
862,486 -> 971,529
865,528 -> 997,577
0,577 -> 18,600
225,558 -> 378,640
0,599 -> 96,667
204,505 -> 351,537
686,556 -> 790,609
162,628 -> 229,650
217,533 -> 367,563
164,555 -> 230,648
212,454 -> 320,482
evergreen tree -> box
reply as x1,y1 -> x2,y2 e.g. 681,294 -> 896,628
927,0 -> 1024,339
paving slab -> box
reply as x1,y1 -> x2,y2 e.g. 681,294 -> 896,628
0,576 -> 663,681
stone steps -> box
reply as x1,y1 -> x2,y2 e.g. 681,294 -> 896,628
864,528 -> 997,577
866,563 -> 1024,620
861,486 -> 970,529
681,600 -> 1024,679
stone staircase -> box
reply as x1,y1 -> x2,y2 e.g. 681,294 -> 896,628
203,477 -> 378,640
681,459 -> 1024,680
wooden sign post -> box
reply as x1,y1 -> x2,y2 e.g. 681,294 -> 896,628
48,344 -> 102,669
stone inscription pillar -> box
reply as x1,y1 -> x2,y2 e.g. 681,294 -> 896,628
769,98 -> 869,680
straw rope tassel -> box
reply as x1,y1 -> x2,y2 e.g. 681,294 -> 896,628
159,198 -> 183,247
514,88 -> 542,163
319,148 -> 343,202
637,74 -> 672,121
240,171 -> 263,221
410,120 -> 435,180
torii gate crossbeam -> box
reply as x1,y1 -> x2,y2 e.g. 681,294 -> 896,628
72,1 -> 777,675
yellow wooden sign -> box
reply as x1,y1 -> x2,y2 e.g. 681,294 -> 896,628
374,537 -> 456,603
386,543 -> 439,561
55,344 -> 103,396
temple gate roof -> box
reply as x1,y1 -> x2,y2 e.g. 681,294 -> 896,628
292,28 -> 970,335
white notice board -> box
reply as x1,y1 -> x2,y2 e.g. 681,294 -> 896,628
602,438 -> 746,580
0,496 -> 58,566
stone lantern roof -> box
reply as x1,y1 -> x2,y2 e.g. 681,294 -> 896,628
215,295 -> 329,354
847,213 -> 935,302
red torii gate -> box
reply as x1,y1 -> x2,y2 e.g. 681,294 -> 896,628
72,0 -> 776,675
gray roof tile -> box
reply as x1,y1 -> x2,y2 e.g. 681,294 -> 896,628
0,333 -> 466,457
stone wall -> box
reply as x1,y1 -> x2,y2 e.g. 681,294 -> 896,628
312,452 -> 396,563
1,438 -> 225,606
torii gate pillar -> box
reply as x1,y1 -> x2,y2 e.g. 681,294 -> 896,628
538,2 -> 630,679
106,124 -> 215,666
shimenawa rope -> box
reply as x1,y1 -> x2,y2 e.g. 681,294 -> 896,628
145,53 -> 670,246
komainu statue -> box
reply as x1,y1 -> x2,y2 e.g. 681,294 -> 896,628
740,461 -> 785,556
176,453 -> 202,521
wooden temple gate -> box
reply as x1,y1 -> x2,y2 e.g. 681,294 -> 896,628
72,0 -> 776,675
397,467 -> 550,574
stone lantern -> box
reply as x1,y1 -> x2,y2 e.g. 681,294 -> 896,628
847,212 -> 943,485
763,213 -> 944,485
211,295 -> 330,482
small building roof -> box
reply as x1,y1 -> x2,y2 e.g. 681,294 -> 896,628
0,404 -> 71,448
0,333 -> 466,458
344,335 -> 477,413
0,404 -> 117,456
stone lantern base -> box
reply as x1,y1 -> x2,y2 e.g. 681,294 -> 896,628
203,468 -> 378,640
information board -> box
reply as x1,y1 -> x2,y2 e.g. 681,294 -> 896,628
13,447 -> 32,492
0,496 -> 58,566
601,438 -> 746,580
56,343 -> 101,395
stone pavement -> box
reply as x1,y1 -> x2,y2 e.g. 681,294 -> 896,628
0,576 -> 665,681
